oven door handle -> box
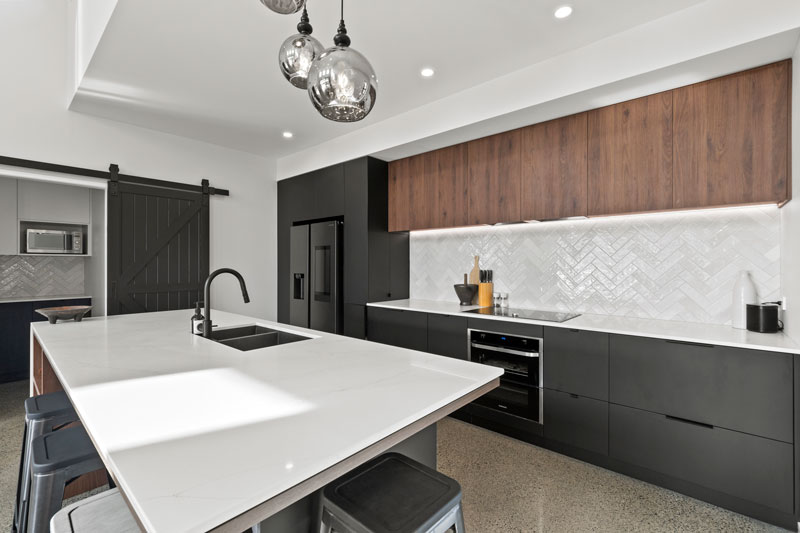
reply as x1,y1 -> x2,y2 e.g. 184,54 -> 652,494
470,342 -> 539,358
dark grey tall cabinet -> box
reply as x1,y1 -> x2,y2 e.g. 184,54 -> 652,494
278,157 -> 409,338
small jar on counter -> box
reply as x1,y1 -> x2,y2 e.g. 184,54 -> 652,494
500,293 -> 509,308
492,292 -> 500,307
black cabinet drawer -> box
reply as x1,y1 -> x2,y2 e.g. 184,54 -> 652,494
544,389 -> 608,455
427,314 -> 468,360
467,318 -> 543,338
609,404 -> 793,513
366,307 -> 427,351
544,327 -> 608,400
609,335 -> 793,442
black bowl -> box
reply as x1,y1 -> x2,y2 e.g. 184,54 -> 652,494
453,284 -> 479,306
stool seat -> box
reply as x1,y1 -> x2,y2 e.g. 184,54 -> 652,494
50,488 -> 140,533
24,391 -> 75,420
32,425 -> 99,473
322,453 -> 463,533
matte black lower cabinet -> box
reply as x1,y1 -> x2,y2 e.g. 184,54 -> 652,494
427,314 -> 468,360
366,307 -> 427,352
610,335 -> 793,443
609,403 -> 794,514
343,304 -> 366,339
543,327 -> 608,400
543,389 -> 608,455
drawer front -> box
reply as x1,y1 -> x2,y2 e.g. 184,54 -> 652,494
543,327 -> 609,400
427,314 -> 468,360
366,307 -> 427,351
609,335 -> 793,442
467,318 -> 543,338
544,389 -> 608,455
609,404 -> 793,513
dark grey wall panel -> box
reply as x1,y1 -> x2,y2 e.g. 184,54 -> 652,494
609,335 -> 793,442
427,314 -> 468,360
609,403 -> 793,513
543,327 -> 609,400
343,304 -> 366,339
544,389 -> 608,455
366,307 -> 427,352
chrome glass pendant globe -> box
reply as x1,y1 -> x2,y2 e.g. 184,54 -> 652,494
259,0 -> 304,15
307,18 -> 377,122
278,9 -> 323,89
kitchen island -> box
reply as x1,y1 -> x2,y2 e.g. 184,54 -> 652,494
30,309 -> 501,532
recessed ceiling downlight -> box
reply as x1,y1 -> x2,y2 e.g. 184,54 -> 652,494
420,67 -> 435,78
554,5 -> 573,19
282,131 -> 294,139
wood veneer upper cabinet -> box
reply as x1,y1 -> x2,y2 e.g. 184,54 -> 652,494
521,113 -> 588,220
388,147 -> 468,231
427,144 -> 469,228
673,61 -> 790,208
467,130 -> 522,225
588,93 -> 674,215
388,155 -> 425,231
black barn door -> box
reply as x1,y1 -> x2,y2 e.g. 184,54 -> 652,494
107,181 -> 209,315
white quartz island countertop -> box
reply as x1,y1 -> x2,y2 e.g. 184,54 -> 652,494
32,310 -> 502,533
368,299 -> 800,355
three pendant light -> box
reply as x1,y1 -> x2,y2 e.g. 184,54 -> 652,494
265,0 -> 377,122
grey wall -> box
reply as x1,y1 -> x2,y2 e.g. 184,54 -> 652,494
84,188 -> 106,315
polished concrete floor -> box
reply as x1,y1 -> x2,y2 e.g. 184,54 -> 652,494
0,379 -> 791,533
437,417 -> 789,532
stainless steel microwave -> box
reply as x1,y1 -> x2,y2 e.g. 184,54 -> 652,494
26,229 -> 83,254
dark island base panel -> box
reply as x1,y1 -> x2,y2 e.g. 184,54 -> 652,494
460,408 -> 797,531
221,425 -> 437,533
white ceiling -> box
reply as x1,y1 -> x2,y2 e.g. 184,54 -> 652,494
71,0 -> 708,159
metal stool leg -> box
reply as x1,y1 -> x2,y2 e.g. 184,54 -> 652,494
26,469 -> 69,533
454,504 -> 465,533
11,419 -> 29,533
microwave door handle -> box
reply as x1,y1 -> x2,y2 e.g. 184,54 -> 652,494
470,342 -> 539,358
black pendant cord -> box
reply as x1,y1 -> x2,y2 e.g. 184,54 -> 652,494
333,0 -> 350,47
297,6 -> 312,35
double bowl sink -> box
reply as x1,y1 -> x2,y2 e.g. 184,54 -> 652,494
207,325 -> 311,352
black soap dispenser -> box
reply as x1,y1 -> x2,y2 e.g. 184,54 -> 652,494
191,302 -> 204,335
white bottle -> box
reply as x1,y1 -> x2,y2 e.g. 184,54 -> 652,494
732,270 -> 758,329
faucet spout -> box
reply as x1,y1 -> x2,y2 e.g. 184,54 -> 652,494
202,268 -> 250,338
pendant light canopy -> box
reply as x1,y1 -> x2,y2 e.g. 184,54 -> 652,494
278,7 -> 323,89
306,0 -> 378,122
259,0 -> 304,15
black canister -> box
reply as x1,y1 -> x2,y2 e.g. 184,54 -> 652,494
746,303 -> 783,333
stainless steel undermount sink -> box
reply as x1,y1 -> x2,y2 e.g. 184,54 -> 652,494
208,325 -> 311,351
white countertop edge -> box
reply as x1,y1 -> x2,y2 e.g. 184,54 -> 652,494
0,294 -> 92,304
367,299 -> 800,355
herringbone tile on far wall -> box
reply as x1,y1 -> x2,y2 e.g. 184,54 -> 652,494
409,206 -> 781,325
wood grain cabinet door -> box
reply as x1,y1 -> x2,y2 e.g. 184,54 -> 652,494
521,113 -> 588,220
468,130 -> 522,225
427,144 -> 469,228
588,93 -> 674,215
673,61 -> 790,208
388,155 -> 427,231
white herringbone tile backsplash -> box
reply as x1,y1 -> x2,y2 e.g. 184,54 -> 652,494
0,255 -> 85,298
410,205 -> 781,325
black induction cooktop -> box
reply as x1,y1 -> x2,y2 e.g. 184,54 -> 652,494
464,307 -> 580,323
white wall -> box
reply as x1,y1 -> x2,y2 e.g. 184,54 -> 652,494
780,36 -> 800,341
0,1 -> 277,319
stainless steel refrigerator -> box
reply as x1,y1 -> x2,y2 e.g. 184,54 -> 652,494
289,220 -> 343,334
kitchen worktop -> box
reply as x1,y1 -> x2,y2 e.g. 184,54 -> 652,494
0,294 -> 91,304
367,299 -> 800,355
31,309 -> 501,533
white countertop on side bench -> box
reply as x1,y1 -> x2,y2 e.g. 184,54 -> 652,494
32,309 -> 501,533
0,294 -> 91,304
367,299 -> 800,355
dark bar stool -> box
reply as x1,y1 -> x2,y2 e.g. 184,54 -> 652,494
25,425 -> 105,533
13,392 -> 77,533
50,488 -> 140,533
319,453 -> 466,533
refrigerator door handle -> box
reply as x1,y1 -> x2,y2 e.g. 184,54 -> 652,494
293,273 -> 305,300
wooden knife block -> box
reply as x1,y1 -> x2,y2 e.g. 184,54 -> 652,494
478,283 -> 493,307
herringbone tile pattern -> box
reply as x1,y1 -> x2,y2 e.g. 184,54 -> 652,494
410,206 -> 781,325
0,255 -> 84,298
